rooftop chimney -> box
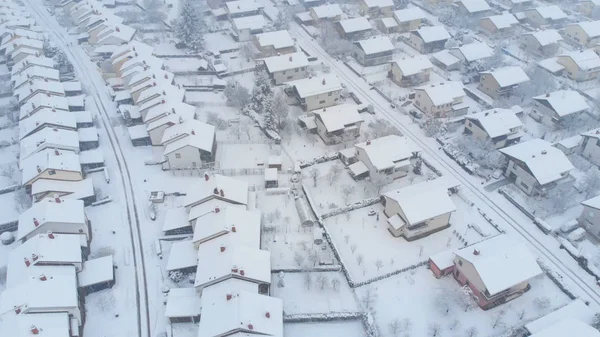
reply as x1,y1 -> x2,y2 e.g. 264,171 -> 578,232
247,324 -> 254,330
322,78 -> 326,85
33,218 -> 39,227
220,189 -> 224,197
116,26 -> 120,32
30,325 -> 39,335
204,173 -> 210,181
32,253 -> 39,262
231,266 -> 238,273
473,249 -> 480,255
231,226 -> 236,233
54,197 -> 61,203
54,149 -> 60,156
226,293 -> 232,301
24,257 -> 30,267
289,55 -> 293,62
14,306 -> 21,314
191,130 -> 195,135
39,274 -> 47,281
546,93 -> 550,97
366,140 -> 371,145
214,207 -> 220,213
239,269 -> 245,276
265,311 -> 271,318
213,187 -> 219,195
542,150 -> 547,155
220,245 -> 226,252
47,231 -> 55,239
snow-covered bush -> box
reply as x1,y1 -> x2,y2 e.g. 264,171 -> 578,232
168,270 -> 185,283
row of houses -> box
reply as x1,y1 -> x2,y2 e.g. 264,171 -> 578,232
162,174 -> 283,336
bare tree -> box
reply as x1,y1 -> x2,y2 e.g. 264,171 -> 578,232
344,234 -> 350,244
240,42 -> 255,62
350,244 -> 358,254
331,277 -> 340,291
309,168 -> 320,187
583,167 -> 600,198
366,119 -> 401,139
356,254 -> 364,265
361,287 -> 377,311
293,252 -> 305,267
318,21 -> 353,55
453,134 -> 503,170
466,326 -> 478,337
449,319 -> 460,331
327,164 -> 343,186
428,323 -> 441,336
341,184 -> 355,204
316,274 -> 328,290
423,118 -> 444,137
304,272 -> 312,290
389,318 -> 402,336
375,259 -> 383,271
492,310 -> 506,329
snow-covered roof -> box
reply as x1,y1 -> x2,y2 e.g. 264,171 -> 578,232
338,17 -> 371,34
525,300 -> 595,334
162,207 -> 190,233
538,57 -> 565,73
384,180 -> 456,225
78,255 -> 114,287
143,96 -> 189,123
96,24 -> 136,45
313,104 -> 363,132
194,235 -> 271,288
431,50 -> 461,67
559,50 -> 600,70
192,207 -> 261,247
110,41 -> 154,62
483,13 -> 518,29
530,5 -> 567,20
415,82 -> 465,106
127,124 -> 149,140
92,44 -> 118,55
66,95 -> 86,107
380,17 -> 398,28
165,287 -> 201,318
166,240 -> 197,271
61,81 -> 81,93
20,128 -> 80,163
499,139 -> 573,185
11,55 -> 54,75
12,66 -> 60,89
21,149 -> 81,186
163,121 -> 215,154
457,0 -> 491,13
533,90 -> 589,117
225,0 -> 262,15
198,285 -> 283,337
582,194 -> 600,210
19,108 -> 77,140
75,110 -> 93,125
429,249 -> 456,271
393,7 -> 425,23
184,174 -> 249,208
355,135 -> 421,171
254,30 -> 294,49
524,29 -> 562,46
20,94 -> 69,120
451,42 -> 493,63
231,15 -> 266,31
310,4 -> 343,19
146,103 -> 195,132
355,36 -> 394,55
412,25 -> 450,43
0,312 -> 71,337
362,0 -> 393,8
263,52 -> 309,73
481,66 -> 529,88
31,178 -> 94,202
15,80 -> 65,104
466,108 -> 522,138
455,234 -> 542,296
78,127 -> 98,143
265,167 -> 277,181
571,21 -> 600,39
188,199 -> 246,224
17,198 -> 86,241
531,319 -> 600,337
79,149 -> 104,166
290,74 -> 342,98
2,37 -> 43,55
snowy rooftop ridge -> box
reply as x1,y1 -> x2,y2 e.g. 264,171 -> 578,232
451,42 -> 493,62
384,180 -> 456,225
192,206 -> 261,247
225,0 -> 263,14
412,25 -> 450,43
184,174 -> 249,208
313,104 -> 363,132
525,299 -> 595,334
254,30 -> 294,49
17,198 -> 86,241
355,134 -> 421,171
289,74 -> 342,98
263,52 -> 309,73
392,55 -> 433,76
530,5 -> 567,20
393,7 -> 425,23
18,108 -> 77,140
363,0 -> 393,8
415,81 -> 465,106
484,13 -> 518,29
524,29 -> 562,46
466,108 -> 522,138
529,319 -> 600,337
337,17 -> 371,34
533,90 -> 589,117
355,36 -> 394,55
21,149 -> 82,186
481,66 -> 529,88
559,50 -> 600,71
162,120 -> 215,154
571,21 -> 600,39
457,0 -> 491,13
310,4 -> 343,19
0,312 -> 71,337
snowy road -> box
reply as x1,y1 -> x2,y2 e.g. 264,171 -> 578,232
289,22 -> 600,305
22,2 -> 151,336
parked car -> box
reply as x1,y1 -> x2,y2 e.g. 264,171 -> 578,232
409,109 -> 422,119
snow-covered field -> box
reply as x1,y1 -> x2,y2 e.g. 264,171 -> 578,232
284,321 -> 366,337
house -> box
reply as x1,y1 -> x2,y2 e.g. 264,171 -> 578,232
479,13 -> 519,37
78,127 -> 99,150
389,9 -> 424,35
579,0 -> 600,19
353,36 -> 394,66
455,0 -> 492,17
336,17 -> 372,40
414,82 -> 467,117
581,128 -> 600,166
145,101 -> 195,145
252,30 -> 295,57
163,121 -> 217,170
407,26 -> 451,54
12,66 -> 60,90
165,240 -> 197,273
19,93 -> 69,120
198,281 -> 283,336
128,70 -> 175,103
19,128 -> 80,164
530,319 -> 600,337
313,104 -> 364,144
557,50 -> 600,81
464,109 -> 522,148
263,52 -> 309,85
21,149 -> 82,188
31,178 -> 96,205
450,235 -> 542,309
389,56 -> 433,87
15,80 -> 65,105
377,17 -> 399,34
2,37 -> 43,62
478,66 -> 530,99
77,255 -> 115,295
430,50 -> 461,71
499,0 -> 532,8
191,206 -> 260,248
0,312 -> 74,337
11,55 -> 54,76
524,299 -> 595,335
18,108 -> 77,140
360,0 -> 393,18
231,15 -> 266,42
449,42 -> 494,65
353,135 -> 421,182
165,288 -> 201,324
265,168 -> 278,188
289,74 -> 343,111
499,139 -> 574,195
580,195 -> 600,239
309,4 -> 343,25
17,198 -> 89,242
225,0 -> 263,18
520,30 -> 563,56
530,90 -> 590,125
564,21 -> 600,48
184,174 -> 249,211
90,23 -> 135,46
162,207 -> 192,235
524,6 -> 567,28
62,81 -> 82,96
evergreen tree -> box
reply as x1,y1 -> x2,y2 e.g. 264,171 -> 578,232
251,65 -> 272,113
143,0 -> 167,24
175,0 -> 205,53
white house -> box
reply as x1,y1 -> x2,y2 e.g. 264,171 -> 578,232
312,104 -> 364,144
479,13 -> 519,36
336,17 -> 372,39
383,180 -> 456,240
529,320 -> 600,337
18,108 -> 77,140
263,52 -> 309,85
11,55 -> 54,76
530,90 -> 590,125
414,82 -> 467,117
449,42 -> 494,66
557,50 -> 600,82
145,101 -> 195,146
389,56 -> 433,87
455,0 -> 492,17
225,0 -> 263,19
0,312 -> 74,337
252,30 -> 295,57
393,7 -> 425,33
12,65 -> 60,90
407,25 -> 451,53
464,108 -> 522,148
564,21 -> 600,48
191,206 -> 261,248
289,74 -> 343,111
21,149 -> 82,188
430,50 -> 461,71
499,139 -> 574,195
17,198 -> 88,242
580,128 -> 600,166
309,4 -> 343,24
524,6 -> 567,28
524,299 -> 595,335
19,93 -> 69,120
15,79 -> 65,105
164,287 -> 201,323
91,24 -> 135,46
163,121 -> 216,170
184,174 -> 249,211
231,15 -> 266,42
31,178 -> 95,205
353,36 -> 395,66
479,66 -> 530,99
20,128 -> 80,165
360,0 -> 393,18
520,29 -> 563,56
353,135 -> 421,182
580,195 -> 600,239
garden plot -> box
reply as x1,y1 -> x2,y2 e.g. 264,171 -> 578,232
502,183 -> 586,219
204,32 -> 239,55
270,271 -> 357,314
219,51 -> 256,73
164,58 -> 206,72
216,143 -> 293,170
284,321 -> 366,337
324,194 -> 498,282
0,189 -> 29,223
356,266 -> 572,337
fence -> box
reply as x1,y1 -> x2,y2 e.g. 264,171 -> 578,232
497,188 -> 535,220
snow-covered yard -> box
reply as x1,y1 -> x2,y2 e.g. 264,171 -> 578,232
284,321 -> 366,337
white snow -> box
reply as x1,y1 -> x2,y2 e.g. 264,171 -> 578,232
362,0 -> 393,8
525,299 -> 595,334
312,104 -> 363,132
573,21 -> 600,39
531,5 -> 567,20
559,50 -> 600,71
77,255 -> 114,287
31,178 -> 95,201
355,134 -> 420,171
393,55 -> 434,76
263,52 -> 309,73
465,108 -> 522,138
431,50 -> 460,67
19,94 -> 69,120
20,128 -> 79,163
17,198 -> 86,242
310,4 -> 343,19
192,207 -> 261,247
530,319 -> 600,337
415,81 -> 465,106
225,0 -> 262,15
184,174 -> 249,208
384,180 -> 456,225
21,149 -> 81,186
583,195 -> 600,210
525,29 -> 563,46
355,36 -> 394,55
165,287 -> 201,318
18,108 -> 77,140
0,312 -> 71,337
533,90 -> 589,118
231,15 -> 266,31
451,42 -> 494,63
482,66 -> 530,88
337,17 -> 371,34
457,0 -> 491,13
289,74 -> 342,99
166,240 -> 197,271
413,25 -> 451,43
485,13 -> 518,29
393,7 -> 425,23
254,30 -> 294,50
163,122 -> 215,154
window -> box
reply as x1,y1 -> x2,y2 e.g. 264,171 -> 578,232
175,153 -> 181,159
301,67 -> 305,71
328,92 -> 333,96
282,71 -> 286,75
319,100 -> 326,104
287,76 -> 293,80
520,181 -> 529,190
48,169 -> 56,175
192,162 -> 197,167
295,68 -> 299,72
458,259 -> 463,266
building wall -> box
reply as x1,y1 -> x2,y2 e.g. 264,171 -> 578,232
524,10 -> 546,27
402,212 -> 451,240
530,100 -> 560,125
87,25 -> 107,45
407,34 -> 426,53
582,136 -> 600,166
148,124 -> 170,146
478,73 -> 502,99
479,18 -> 498,35
27,169 -> 83,187
24,221 -> 89,242
396,19 -> 422,33
580,205 -> 600,238
414,89 -> 454,117
271,66 -> 307,85
464,118 -> 491,140
166,145 -> 203,169
390,62 -> 431,87
314,117 -> 361,145
557,56 -> 600,81
564,25 -> 600,47
303,90 -> 341,111
25,306 -> 82,325
353,46 -> 393,66
504,159 -> 538,195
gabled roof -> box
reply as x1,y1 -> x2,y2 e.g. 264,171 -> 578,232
524,29 -> 562,46
163,122 -> 216,155
530,319 -> 600,337
483,13 -> 518,29
31,178 -> 94,202
451,42 -> 494,62
355,135 -> 420,171
289,74 -> 342,98
455,235 -> 542,296
160,119 -> 211,145
412,25 -> 450,43
582,194 -> 600,210
559,50 -> 600,70
533,90 -> 589,117
225,0 -> 262,15
312,104 -> 363,132
384,180 -> 456,225
11,55 -> 54,75
355,36 -> 394,55
499,139 -> 574,185
146,102 -> 195,132
571,21 -> 600,39
393,55 -> 433,76
254,30 -> 294,49
263,52 -> 309,73
192,207 -> 261,247
19,108 -> 77,140
19,93 -> 69,120
393,7 -> 425,23
20,128 -> 79,163
529,5 -> 567,20
96,24 -> 135,45
362,0 -> 393,8
310,4 -> 343,19
184,174 -> 249,208
231,15 -> 266,31
21,151 -> 81,189
337,17 -> 371,34
431,50 -> 461,67
466,108 -> 522,138
165,240 -> 197,271
14,80 -> 65,104
17,198 -> 86,241
481,66 -> 530,88
165,287 -> 201,319
12,66 -> 60,89
525,299 -> 595,334
415,82 -> 465,106
0,312 -> 71,337
457,0 -> 491,13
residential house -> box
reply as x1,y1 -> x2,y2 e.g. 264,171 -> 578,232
524,299 -> 595,335
383,180 -> 456,240
191,206 -> 260,248
163,121 -> 217,170
127,69 -> 175,103
252,30 -> 295,57
451,234 -> 542,309
530,90 -> 590,125
580,128 -> 600,166
407,26 -> 451,54
414,82 -> 467,117
359,0 -> 393,18
377,17 -> 399,34
430,50 -> 461,71
392,8 -> 425,33
478,66 -> 530,99
353,135 -> 421,182
2,37 -> 43,63
389,56 -> 433,87
449,42 -> 494,66
564,21 -> 600,48
19,93 -> 69,120
265,168 -> 278,188
557,50 -> 600,81
336,17 -> 372,40
225,0 -> 263,18
579,0 -> 600,19
12,65 -> 60,90
289,74 -> 343,111
17,198 -> 88,243
464,109 -> 522,148
11,55 -> 54,76
499,139 -> 574,195
455,0 -> 492,18
0,312 -> 75,337
145,102 -> 196,146
89,23 -> 135,46
499,0 -> 532,8
524,6 -> 567,28
165,288 -> 201,324
78,255 -> 115,295
263,52 -> 309,85
184,174 -> 249,211
312,104 -> 364,144
520,29 -> 563,56
579,195 -> 600,239
14,80 -> 65,106
231,15 -> 266,41
21,149 -> 82,188
19,128 -> 80,164
309,4 -> 343,25
31,178 -> 96,205
353,36 -> 394,66
529,320 -> 600,337
479,13 -> 519,37
18,108 -> 77,140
